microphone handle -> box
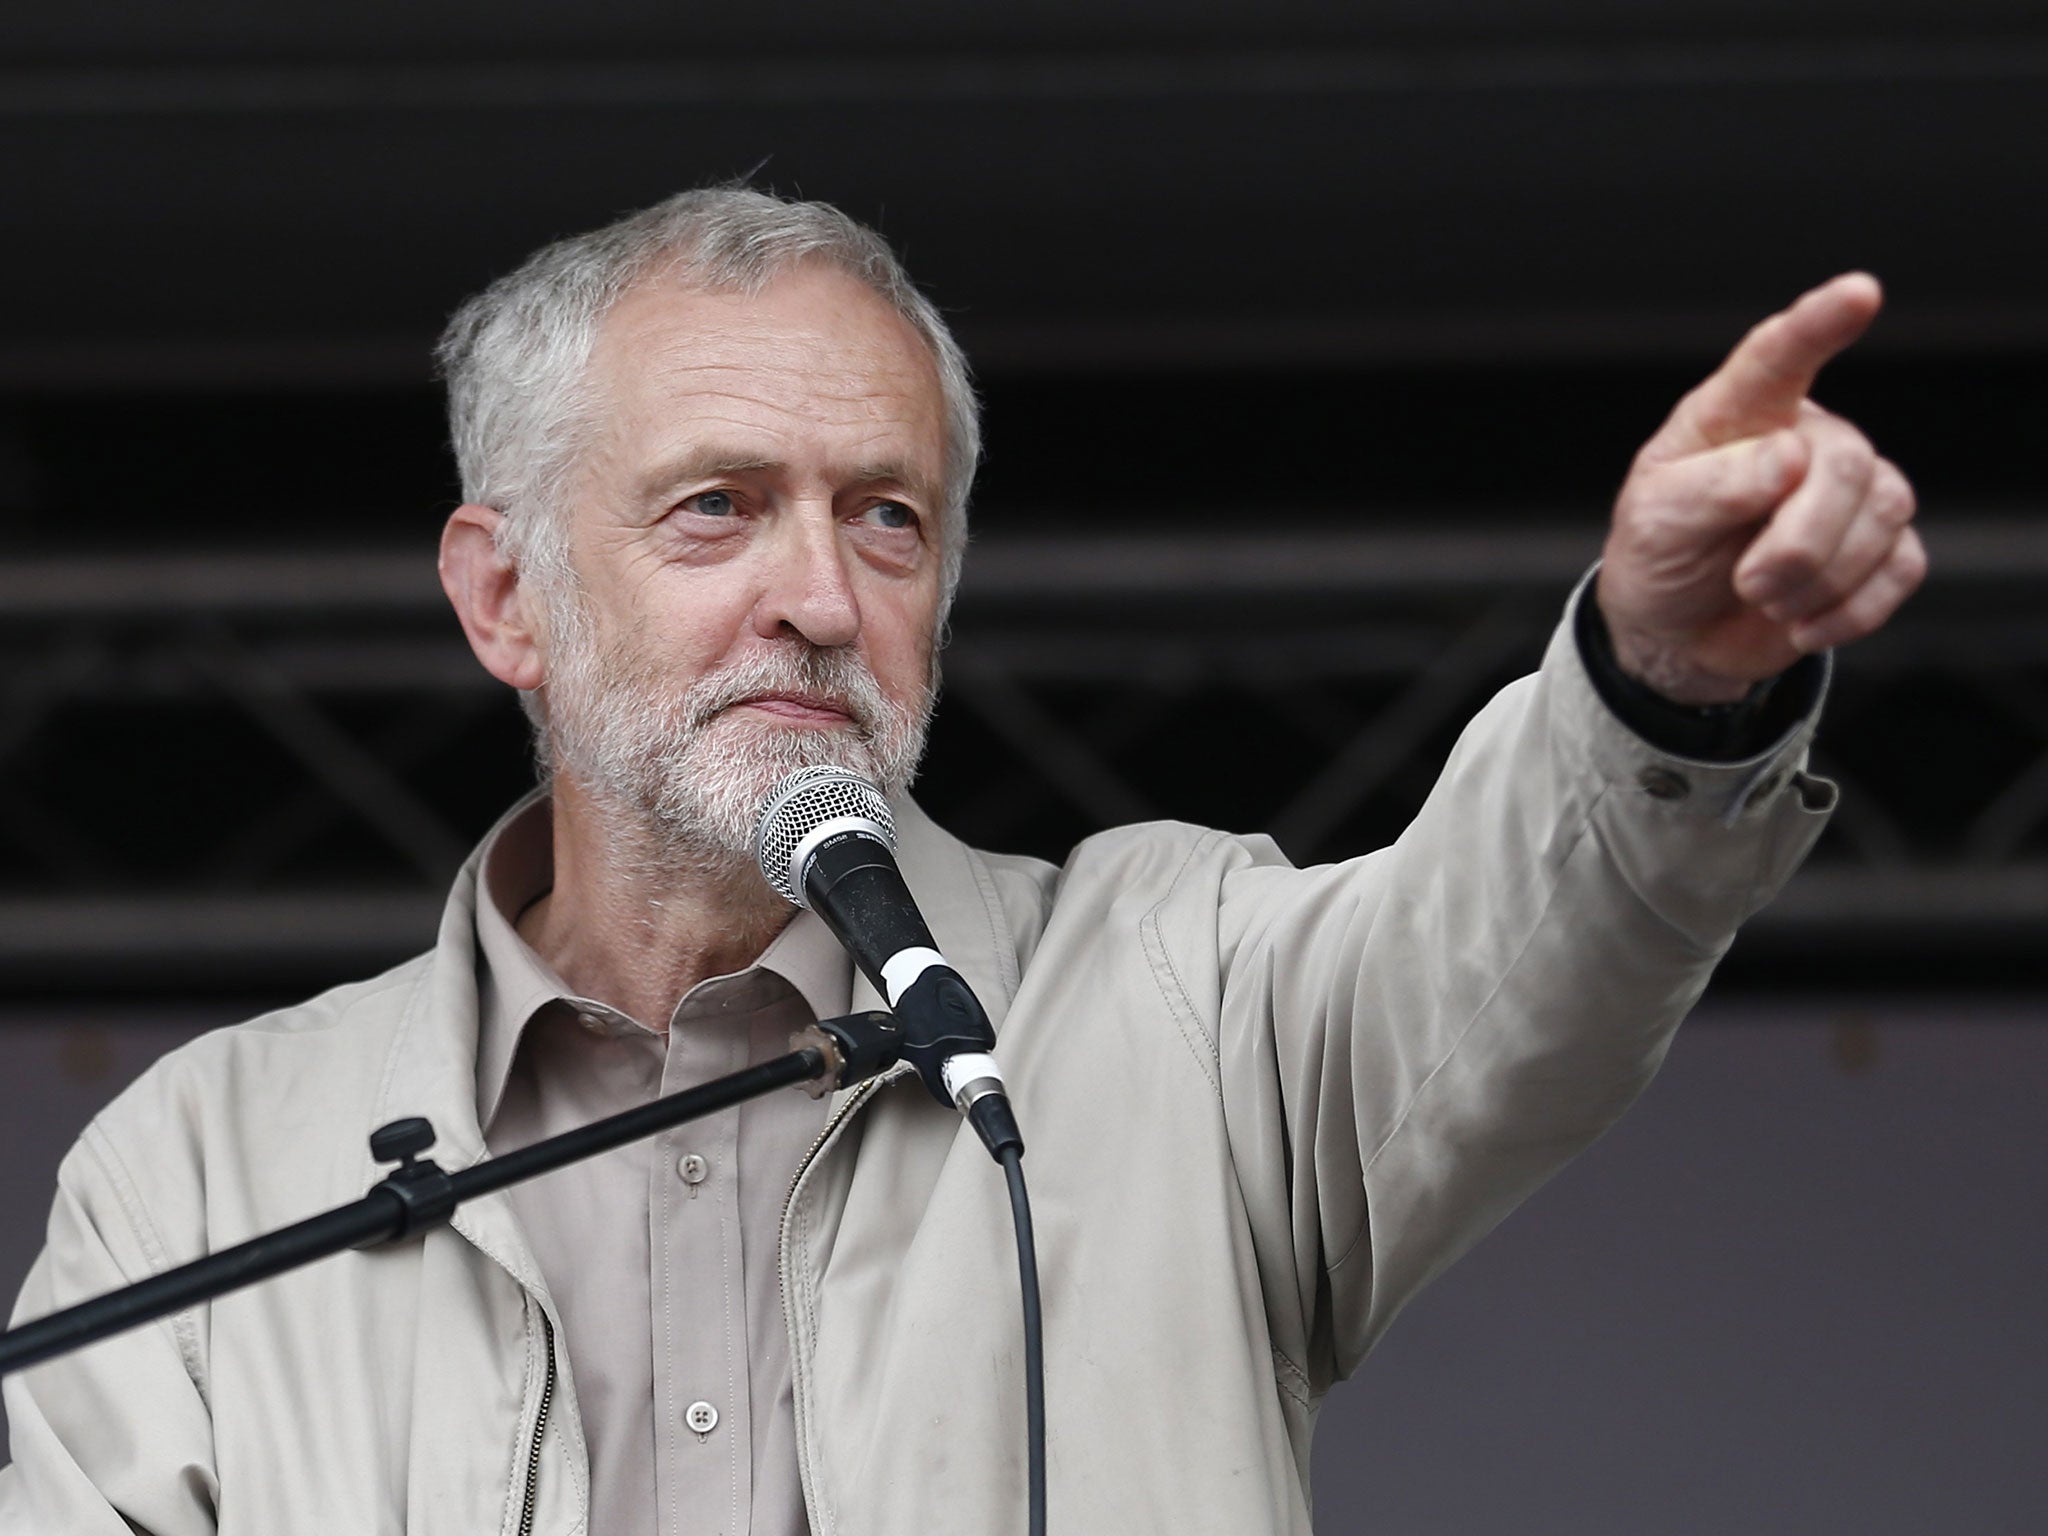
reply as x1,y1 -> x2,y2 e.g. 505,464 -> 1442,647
801,832 -> 936,997
802,835 -> 1001,1108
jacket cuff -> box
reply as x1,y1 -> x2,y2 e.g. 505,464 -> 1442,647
1554,570 -> 1835,829
1574,582 -> 1827,763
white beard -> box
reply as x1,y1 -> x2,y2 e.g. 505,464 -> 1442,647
535,585 -> 934,878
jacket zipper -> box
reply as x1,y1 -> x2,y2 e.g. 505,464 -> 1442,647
778,1072 -> 894,1531
516,1307 -> 557,1536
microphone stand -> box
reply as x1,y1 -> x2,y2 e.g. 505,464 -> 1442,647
0,1010 -> 903,1380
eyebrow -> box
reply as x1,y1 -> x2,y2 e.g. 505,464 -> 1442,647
635,448 -> 942,508
851,459 -> 943,508
636,448 -> 782,501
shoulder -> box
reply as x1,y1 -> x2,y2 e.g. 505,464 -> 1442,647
982,818 -> 1300,943
1066,819 -> 1288,888
104,952 -> 428,1114
66,951 -> 440,1226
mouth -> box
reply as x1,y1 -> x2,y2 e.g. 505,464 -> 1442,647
726,692 -> 858,727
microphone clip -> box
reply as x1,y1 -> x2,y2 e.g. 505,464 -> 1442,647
891,969 -> 1024,1159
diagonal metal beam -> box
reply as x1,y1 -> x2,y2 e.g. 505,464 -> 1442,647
947,683 -> 1188,842
1802,749 -> 1914,872
942,658 -> 1160,829
1267,600 -> 1540,854
0,631 -> 110,770
199,692 -> 503,886
1965,742 -> 2048,865
185,624 -> 469,882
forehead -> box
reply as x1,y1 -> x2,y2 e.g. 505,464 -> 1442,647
583,263 -> 947,479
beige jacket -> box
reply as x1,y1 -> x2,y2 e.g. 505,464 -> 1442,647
0,610 -> 1831,1535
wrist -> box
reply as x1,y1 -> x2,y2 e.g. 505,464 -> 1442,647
1574,586 -> 1819,763
1602,626 -> 1756,707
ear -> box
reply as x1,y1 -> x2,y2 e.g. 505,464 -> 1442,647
439,505 -> 546,692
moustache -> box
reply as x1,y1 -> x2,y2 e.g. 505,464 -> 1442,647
685,649 -> 892,737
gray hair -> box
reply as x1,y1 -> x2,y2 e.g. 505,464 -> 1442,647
435,186 -> 981,606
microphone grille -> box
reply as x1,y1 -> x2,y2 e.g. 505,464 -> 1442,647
754,766 -> 897,905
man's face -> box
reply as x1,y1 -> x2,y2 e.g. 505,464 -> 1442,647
532,262 -> 950,868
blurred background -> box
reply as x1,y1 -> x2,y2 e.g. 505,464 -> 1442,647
1,2 -> 2043,1528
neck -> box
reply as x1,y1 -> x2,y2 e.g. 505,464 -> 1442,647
520,776 -> 795,1029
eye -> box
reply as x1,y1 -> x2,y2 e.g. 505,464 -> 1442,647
860,500 -> 918,531
684,489 -> 737,517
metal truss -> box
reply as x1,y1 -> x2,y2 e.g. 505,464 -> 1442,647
0,515 -> 2041,989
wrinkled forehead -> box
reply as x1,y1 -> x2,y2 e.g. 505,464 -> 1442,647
582,266 -> 949,470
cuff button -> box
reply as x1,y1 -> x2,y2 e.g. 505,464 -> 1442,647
1637,766 -> 1691,801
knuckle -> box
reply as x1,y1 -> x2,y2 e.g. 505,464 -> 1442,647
1873,463 -> 1918,523
1817,439 -> 1875,488
1801,567 -> 1852,610
1895,532 -> 1931,587
1768,537 -> 1829,583
1872,486 -> 1914,530
1678,385 -> 1740,444
1851,590 -> 1900,635
1846,577 -> 1891,620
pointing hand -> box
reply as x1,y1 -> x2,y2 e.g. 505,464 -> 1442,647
1596,273 -> 1926,705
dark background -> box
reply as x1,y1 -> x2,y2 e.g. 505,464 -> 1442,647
1,2 -> 2044,1529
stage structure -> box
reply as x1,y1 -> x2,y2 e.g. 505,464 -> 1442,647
0,515 -> 2035,994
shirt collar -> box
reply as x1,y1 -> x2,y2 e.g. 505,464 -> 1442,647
470,793 -> 853,1131
372,784 -> 1023,1172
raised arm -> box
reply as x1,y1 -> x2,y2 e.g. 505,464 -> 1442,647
1210,275 -> 1922,1389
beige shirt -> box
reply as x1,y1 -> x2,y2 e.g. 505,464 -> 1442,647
473,798 -> 840,1536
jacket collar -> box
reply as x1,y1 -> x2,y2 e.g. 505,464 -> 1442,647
374,789 -> 1018,1169
849,793 -> 1018,1033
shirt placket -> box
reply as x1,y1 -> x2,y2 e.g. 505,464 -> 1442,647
651,981 -> 755,1536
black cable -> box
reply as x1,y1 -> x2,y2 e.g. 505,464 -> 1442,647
1000,1145 -> 1047,1536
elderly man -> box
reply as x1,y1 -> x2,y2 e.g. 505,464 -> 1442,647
1,188 -> 1921,1535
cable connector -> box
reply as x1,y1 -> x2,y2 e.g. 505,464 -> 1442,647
942,1054 -> 1024,1159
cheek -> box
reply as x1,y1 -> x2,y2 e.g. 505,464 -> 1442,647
864,596 -> 940,693
595,581 -> 746,682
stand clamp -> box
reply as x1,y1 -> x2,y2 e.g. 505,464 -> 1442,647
793,1010 -> 904,1097
358,1117 -> 458,1245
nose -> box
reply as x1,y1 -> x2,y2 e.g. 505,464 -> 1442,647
752,511 -> 861,649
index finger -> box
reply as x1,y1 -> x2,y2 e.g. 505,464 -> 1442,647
1659,272 -> 1883,455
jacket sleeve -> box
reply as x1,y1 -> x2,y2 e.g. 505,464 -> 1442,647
0,1120 -> 219,1535
1207,583 -> 1833,1390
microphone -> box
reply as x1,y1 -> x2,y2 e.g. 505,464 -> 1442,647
755,766 -> 1022,1161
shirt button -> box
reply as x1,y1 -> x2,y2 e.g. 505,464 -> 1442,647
685,1400 -> 719,1434
677,1153 -> 710,1186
